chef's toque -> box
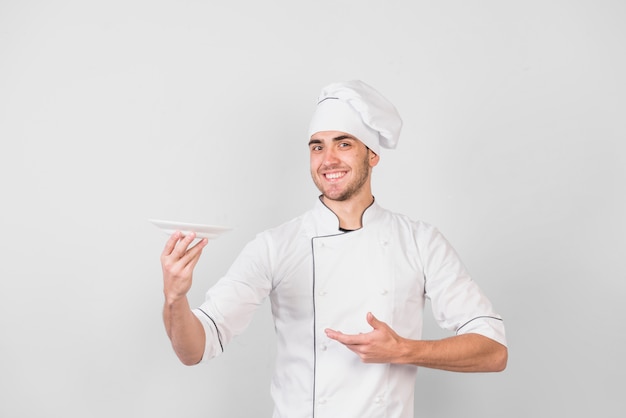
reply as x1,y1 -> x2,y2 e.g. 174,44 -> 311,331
307,80 -> 402,154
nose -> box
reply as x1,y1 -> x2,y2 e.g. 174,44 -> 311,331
322,147 -> 340,166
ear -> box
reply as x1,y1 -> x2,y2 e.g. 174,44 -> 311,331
368,149 -> 380,167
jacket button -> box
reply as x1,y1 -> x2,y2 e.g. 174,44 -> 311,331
380,288 -> 388,295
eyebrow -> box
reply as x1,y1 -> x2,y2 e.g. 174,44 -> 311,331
308,135 -> 355,146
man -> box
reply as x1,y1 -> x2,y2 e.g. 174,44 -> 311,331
161,80 -> 507,418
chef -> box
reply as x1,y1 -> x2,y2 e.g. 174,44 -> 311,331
161,80 -> 508,418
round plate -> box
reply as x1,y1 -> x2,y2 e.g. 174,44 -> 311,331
149,219 -> 232,240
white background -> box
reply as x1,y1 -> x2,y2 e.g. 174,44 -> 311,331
1,1 -> 624,417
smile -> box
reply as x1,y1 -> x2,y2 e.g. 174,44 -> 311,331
324,171 -> 346,180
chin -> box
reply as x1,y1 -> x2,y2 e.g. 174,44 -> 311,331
322,191 -> 350,202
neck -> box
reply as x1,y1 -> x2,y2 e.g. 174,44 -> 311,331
321,192 -> 374,230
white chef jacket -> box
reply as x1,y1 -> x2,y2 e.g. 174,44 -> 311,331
193,198 -> 506,418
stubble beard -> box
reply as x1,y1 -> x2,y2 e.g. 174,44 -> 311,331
313,153 -> 371,202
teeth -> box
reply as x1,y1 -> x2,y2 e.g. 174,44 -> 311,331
325,172 -> 345,179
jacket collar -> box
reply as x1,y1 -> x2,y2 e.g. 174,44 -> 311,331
311,195 -> 382,236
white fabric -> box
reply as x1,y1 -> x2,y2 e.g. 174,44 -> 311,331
193,198 -> 506,418
307,80 -> 403,154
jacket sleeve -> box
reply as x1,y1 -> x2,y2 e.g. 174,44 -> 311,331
192,232 -> 274,362
418,224 -> 507,347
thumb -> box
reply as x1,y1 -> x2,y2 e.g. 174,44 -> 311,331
366,312 -> 383,329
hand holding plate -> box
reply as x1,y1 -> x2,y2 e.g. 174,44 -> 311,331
160,231 -> 207,303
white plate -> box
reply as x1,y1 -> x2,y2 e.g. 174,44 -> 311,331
149,219 -> 232,240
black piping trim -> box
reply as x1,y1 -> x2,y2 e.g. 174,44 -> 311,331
317,96 -> 339,105
310,237 -> 317,418
317,194 -> 375,232
309,198 -> 381,416
457,315 -> 503,334
197,308 -> 224,353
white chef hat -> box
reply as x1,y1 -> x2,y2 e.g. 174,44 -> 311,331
307,80 -> 403,154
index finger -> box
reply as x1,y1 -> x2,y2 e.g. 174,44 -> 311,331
161,230 -> 183,256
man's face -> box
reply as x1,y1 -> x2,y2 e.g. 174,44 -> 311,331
308,131 -> 379,202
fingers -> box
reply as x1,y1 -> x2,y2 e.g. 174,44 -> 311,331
183,238 -> 208,271
325,328 -> 367,346
325,312 -> 386,345
161,231 -> 208,280
172,231 -> 198,257
162,230 -> 199,256
176,233 -> 206,264
161,232 -> 207,302
325,314 -> 399,364
162,231 -> 206,260
161,231 -> 183,257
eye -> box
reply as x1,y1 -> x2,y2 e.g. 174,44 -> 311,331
339,142 -> 351,148
310,145 -> 323,152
